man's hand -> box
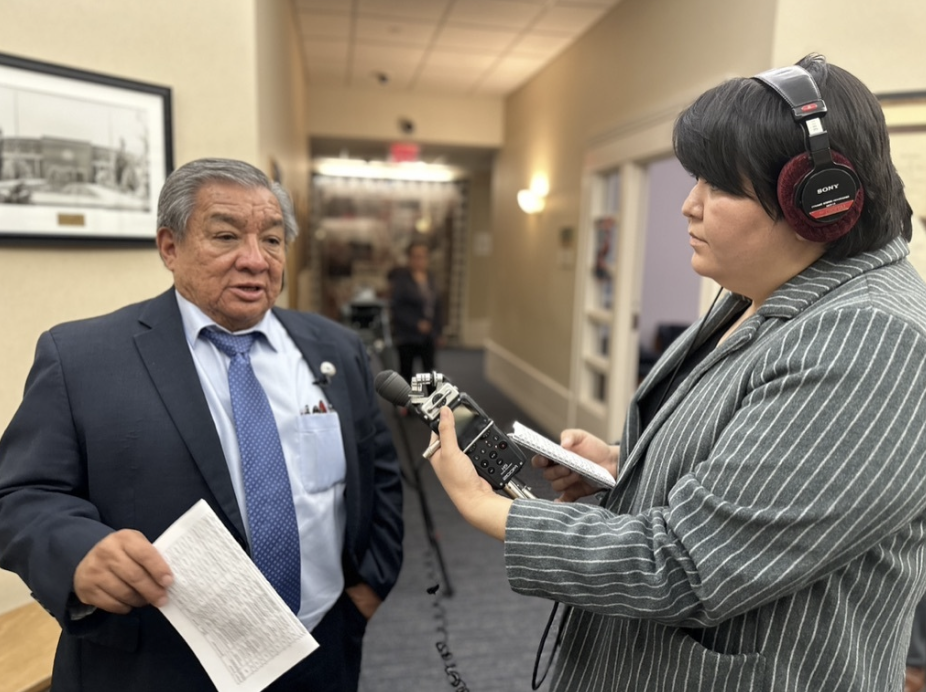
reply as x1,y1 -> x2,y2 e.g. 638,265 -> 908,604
429,406 -> 511,540
73,530 -> 174,614
532,429 -> 619,503
345,582 -> 382,620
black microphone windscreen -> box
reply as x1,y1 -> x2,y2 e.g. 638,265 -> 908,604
374,370 -> 412,406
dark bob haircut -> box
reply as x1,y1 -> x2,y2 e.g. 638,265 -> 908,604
673,54 -> 911,259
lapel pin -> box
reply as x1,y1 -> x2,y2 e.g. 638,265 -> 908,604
314,361 -> 337,386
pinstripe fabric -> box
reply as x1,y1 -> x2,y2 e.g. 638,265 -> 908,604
506,238 -> 926,691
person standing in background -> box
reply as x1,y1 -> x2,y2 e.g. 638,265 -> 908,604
389,239 -> 444,385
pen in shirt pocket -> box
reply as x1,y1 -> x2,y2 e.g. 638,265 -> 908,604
301,400 -> 333,415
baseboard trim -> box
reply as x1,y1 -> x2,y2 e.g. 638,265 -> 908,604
483,339 -> 571,436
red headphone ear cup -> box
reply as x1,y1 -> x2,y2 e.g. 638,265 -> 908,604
776,151 -> 864,242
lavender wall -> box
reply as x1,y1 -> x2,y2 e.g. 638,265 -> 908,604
638,156 -> 702,353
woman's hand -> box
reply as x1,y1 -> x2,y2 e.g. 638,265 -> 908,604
532,429 -> 619,503
428,407 -> 512,541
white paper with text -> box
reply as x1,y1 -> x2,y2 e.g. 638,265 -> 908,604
154,500 -> 318,692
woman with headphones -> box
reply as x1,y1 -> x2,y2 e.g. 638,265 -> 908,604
428,54 -> 926,691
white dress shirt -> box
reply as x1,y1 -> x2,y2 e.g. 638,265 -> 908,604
175,292 -> 347,632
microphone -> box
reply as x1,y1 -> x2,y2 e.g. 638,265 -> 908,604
374,370 -> 535,499
374,369 -> 412,407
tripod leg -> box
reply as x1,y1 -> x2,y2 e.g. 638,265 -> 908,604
391,405 -> 455,597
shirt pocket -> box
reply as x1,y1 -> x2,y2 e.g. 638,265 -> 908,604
297,412 -> 347,492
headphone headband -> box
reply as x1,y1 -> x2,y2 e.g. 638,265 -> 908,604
754,66 -> 826,123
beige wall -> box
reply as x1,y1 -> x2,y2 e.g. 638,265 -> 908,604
459,169 -> 493,346
307,85 -> 504,147
490,0 -> 926,429
772,0 -> 926,90
490,0 -> 778,389
0,0 -> 309,614
254,0 -> 313,308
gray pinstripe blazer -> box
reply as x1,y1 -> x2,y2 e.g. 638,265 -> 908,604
506,238 -> 926,691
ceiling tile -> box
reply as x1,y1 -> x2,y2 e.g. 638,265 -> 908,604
434,25 -> 519,52
306,64 -> 347,86
413,72 -> 482,94
510,32 -> 574,56
417,61 -> 489,82
447,0 -> 544,28
353,43 -> 426,68
302,39 -> 349,62
423,50 -> 498,71
350,65 -> 414,90
298,11 -> 351,38
532,5 -> 606,33
557,0 -> 621,6
358,0 -> 452,21
295,0 -> 621,97
294,0 -> 348,11
355,16 -> 437,46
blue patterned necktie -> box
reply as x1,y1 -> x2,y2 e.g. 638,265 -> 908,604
201,328 -> 301,613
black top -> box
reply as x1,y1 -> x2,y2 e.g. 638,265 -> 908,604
637,313 -> 741,432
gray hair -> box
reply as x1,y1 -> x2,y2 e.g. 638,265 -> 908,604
156,158 -> 298,244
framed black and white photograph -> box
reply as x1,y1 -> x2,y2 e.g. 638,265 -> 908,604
0,52 -> 172,242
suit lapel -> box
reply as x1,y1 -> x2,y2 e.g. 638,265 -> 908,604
134,290 -> 247,543
610,241 -> 913,507
274,310 -> 354,422
612,294 -> 757,493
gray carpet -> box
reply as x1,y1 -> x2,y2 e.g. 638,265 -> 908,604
359,349 -> 562,692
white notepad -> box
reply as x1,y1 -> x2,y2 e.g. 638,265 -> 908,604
509,422 -> 616,489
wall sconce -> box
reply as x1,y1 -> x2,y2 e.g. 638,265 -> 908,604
517,173 -> 549,214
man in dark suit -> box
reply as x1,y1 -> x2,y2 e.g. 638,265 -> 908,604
0,158 -> 404,692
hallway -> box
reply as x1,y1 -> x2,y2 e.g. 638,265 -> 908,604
361,348 -> 563,692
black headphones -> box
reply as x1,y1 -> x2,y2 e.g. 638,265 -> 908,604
753,65 -> 864,242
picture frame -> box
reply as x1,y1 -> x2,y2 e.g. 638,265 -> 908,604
0,52 -> 173,242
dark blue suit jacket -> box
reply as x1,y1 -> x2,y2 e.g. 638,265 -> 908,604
0,289 -> 403,691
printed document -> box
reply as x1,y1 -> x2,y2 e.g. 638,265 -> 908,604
154,500 -> 318,692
